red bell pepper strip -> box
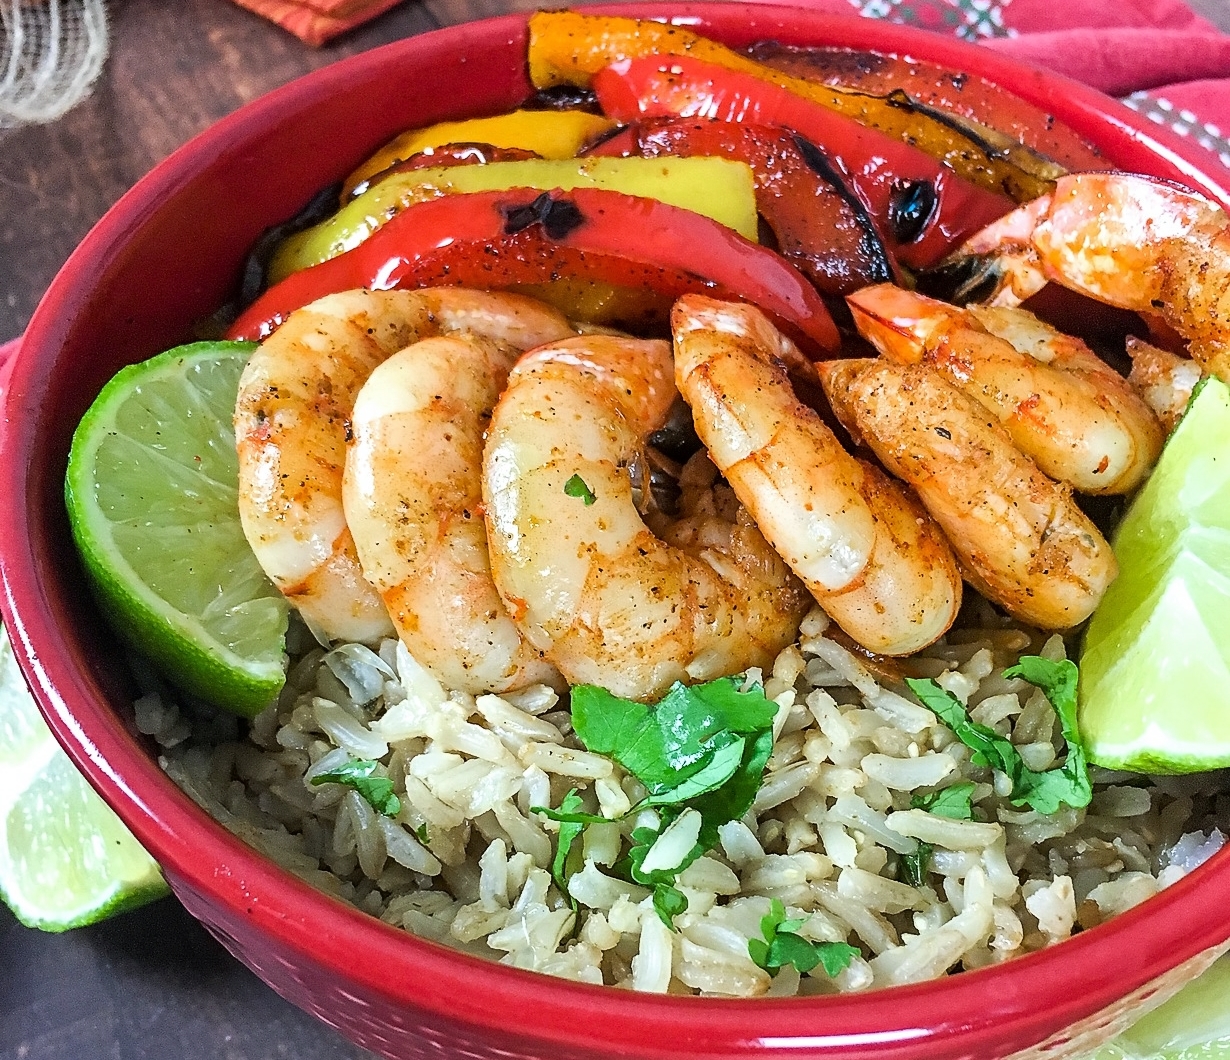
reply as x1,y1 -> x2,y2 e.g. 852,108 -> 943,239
591,55 -> 1014,270
226,187 -> 840,353
745,42 -> 1107,174
589,119 -> 900,297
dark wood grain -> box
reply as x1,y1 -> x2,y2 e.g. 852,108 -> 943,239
0,0 -> 436,344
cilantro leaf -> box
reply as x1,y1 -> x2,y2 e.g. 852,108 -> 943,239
560,678 -> 779,919
687,726 -> 775,850
652,884 -> 689,929
564,473 -> 596,505
900,841 -> 934,887
906,658 -> 1091,815
1003,657 -> 1092,814
309,758 -> 401,816
571,678 -> 775,794
910,781 -> 975,820
748,899 -> 859,977
415,822 -> 429,844
546,789 -> 587,900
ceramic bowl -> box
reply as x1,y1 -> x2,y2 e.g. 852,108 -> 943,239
4,6 -> 1230,1059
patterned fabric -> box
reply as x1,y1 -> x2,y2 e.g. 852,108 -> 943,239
1123,89 -> 1230,175
848,0 -> 1012,40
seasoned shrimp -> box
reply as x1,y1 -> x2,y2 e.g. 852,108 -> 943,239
847,284 -> 1163,494
482,333 -> 809,701
818,359 -> 1117,630
344,334 -> 561,693
935,173 -> 1230,381
1126,336 -> 1201,434
234,287 -> 577,643
672,295 -> 962,656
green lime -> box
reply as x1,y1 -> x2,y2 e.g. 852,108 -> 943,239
1085,952 -> 1230,1059
65,341 -> 289,718
0,623 -> 168,930
1079,375 -> 1230,773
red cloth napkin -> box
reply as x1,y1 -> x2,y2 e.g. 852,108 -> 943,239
229,0 -> 406,47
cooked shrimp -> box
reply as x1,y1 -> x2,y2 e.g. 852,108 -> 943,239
818,359 -> 1117,630
482,333 -> 810,701
935,173 -> 1230,381
234,287 -> 577,643
1126,336 -> 1201,434
672,295 -> 962,656
847,284 -> 1163,494
343,334 -> 561,693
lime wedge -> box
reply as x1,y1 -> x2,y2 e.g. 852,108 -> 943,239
65,341 -> 289,718
1079,376 -> 1230,772
0,623 -> 168,929
1086,952 -> 1230,1059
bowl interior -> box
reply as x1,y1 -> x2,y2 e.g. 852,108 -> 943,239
4,6 -> 1230,1060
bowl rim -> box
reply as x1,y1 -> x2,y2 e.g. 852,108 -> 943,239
4,5 -> 1230,1057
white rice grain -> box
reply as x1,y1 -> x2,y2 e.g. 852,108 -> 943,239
886,809 -> 1003,850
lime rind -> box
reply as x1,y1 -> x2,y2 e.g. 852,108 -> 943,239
1079,376 -> 1230,773
0,753 -> 169,931
0,625 -> 168,931
65,342 -> 289,718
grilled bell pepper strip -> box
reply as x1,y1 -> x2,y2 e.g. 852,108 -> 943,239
269,155 -> 759,285
745,42 -> 1106,173
227,187 -> 840,353
589,120 -> 898,296
591,55 -> 1013,271
349,143 -> 541,198
527,10 -> 1056,201
342,108 -> 616,199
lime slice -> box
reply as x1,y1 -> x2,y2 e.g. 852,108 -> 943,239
0,623 -> 168,929
1079,376 -> 1230,772
1086,952 -> 1230,1059
65,341 -> 289,718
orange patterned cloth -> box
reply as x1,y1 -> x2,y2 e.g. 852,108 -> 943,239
230,0 -> 407,46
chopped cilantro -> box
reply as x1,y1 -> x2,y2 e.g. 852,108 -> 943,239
415,822 -> 429,845
548,789 -> 587,901
652,883 -> 689,928
532,677 -> 779,928
570,677 -> 777,848
309,758 -> 401,817
906,656 -> 1091,815
626,820 -> 704,887
910,781 -> 975,820
748,898 -> 859,977
900,841 -> 934,887
564,473 -> 596,505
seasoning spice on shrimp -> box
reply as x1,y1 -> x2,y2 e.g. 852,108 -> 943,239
932,172 -> 1230,383
233,287 -> 577,646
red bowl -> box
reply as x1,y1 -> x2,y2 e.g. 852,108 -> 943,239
4,6 -> 1230,1059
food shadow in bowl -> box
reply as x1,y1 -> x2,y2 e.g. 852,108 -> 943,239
3,5 -> 1230,1060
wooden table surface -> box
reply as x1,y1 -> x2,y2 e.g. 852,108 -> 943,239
2,1 -> 1229,1058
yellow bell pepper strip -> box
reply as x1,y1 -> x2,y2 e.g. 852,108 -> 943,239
226,187 -> 841,353
745,42 -> 1107,173
267,155 -> 760,284
342,108 -> 616,199
526,10 -> 1058,202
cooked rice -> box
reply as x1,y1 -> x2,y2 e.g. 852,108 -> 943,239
145,611 -> 1230,996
